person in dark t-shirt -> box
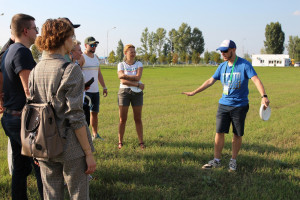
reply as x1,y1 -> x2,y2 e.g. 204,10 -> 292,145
0,13 -> 43,200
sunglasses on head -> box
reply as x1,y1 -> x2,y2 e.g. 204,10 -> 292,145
89,44 -> 97,48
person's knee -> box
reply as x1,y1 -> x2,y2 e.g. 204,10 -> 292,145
119,117 -> 127,125
134,116 -> 142,124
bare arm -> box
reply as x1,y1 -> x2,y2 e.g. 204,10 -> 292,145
78,55 -> 85,68
118,69 -> 145,90
98,67 -> 107,96
251,75 -> 270,108
182,77 -> 217,96
19,69 -> 31,98
118,67 -> 143,81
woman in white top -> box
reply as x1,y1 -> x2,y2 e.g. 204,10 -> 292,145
117,44 -> 145,149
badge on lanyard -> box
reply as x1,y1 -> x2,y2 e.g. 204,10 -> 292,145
223,56 -> 238,95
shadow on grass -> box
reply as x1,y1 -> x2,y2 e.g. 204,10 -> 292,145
89,140 -> 299,200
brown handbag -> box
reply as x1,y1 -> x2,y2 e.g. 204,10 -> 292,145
21,62 -> 69,159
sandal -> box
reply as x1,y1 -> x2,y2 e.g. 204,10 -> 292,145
118,143 -> 123,149
139,142 -> 146,150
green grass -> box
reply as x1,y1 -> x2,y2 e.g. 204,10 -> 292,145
0,65 -> 299,200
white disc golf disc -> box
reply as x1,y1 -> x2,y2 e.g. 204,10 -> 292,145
259,104 -> 271,121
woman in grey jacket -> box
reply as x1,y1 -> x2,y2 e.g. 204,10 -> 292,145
29,18 -> 96,200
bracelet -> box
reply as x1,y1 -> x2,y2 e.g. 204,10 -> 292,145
103,87 -> 107,90
261,94 -> 267,98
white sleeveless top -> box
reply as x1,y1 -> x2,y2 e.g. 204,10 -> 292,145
82,54 -> 100,93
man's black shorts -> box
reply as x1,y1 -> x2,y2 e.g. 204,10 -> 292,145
216,104 -> 249,136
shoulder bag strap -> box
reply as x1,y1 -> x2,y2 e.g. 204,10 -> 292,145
51,62 -> 70,97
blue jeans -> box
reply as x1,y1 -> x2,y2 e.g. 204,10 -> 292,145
1,112 -> 43,200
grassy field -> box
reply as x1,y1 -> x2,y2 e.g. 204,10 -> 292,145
0,65 -> 299,200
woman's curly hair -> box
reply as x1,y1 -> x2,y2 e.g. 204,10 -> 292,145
35,18 -> 74,51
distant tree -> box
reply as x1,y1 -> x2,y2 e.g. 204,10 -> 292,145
108,50 -> 116,64
177,23 -> 192,60
168,28 -> 178,53
264,22 -> 285,54
166,52 -> 172,64
116,39 -> 124,62
191,51 -> 200,64
190,27 -> 205,55
287,36 -> 300,61
149,54 -> 157,65
243,53 -> 252,63
211,51 -> 221,64
31,44 -> 41,62
140,28 -> 149,54
203,50 -> 210,64
148,32 -> 156,56
172,53 -> 178,64
162,43 -> 170,57
154,28 -> 166,57
260,48 -> 267,54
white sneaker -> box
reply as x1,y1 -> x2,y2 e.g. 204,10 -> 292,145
202,159 -> 221,169
229,159 -> 237,171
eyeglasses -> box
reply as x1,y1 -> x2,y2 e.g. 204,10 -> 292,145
89,44 -> 97,48
28,26 -> 39,33
221,49 -> 230,53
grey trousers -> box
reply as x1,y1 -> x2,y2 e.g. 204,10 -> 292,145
39,156 -> 89,200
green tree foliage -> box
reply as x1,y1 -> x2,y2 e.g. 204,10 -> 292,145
31,44 -> 41,62
149,54 -> 157,65
168,28 -> 178,53
190,27 -> 205,55
108,50 -> 116,64
154,28 -> 166,57
140,28 -> 149,54
166,52 -> 172,64
191,51 -> 200,64
116,39 -> 124,62
172,53 -> 178,64
211,51 -> 221,64
177,23 -> 192,60
203,50 -> 210,64
264,22 -> 285,54
287,36 -> 300,61
148,32 -> 156,55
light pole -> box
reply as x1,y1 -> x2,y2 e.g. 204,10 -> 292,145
106,27 -> 116,63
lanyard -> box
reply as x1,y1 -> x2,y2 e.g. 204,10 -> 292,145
224,56 -> 238,83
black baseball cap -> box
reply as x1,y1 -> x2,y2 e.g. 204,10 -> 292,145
61,17 -> 80,28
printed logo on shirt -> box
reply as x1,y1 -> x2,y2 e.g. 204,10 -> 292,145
223,72 -> 241,89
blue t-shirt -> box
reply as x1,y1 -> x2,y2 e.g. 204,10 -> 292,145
1,43 -> 36,111
212,57 -> 257,107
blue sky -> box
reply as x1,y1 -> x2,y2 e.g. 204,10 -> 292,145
0,0 -> 299,57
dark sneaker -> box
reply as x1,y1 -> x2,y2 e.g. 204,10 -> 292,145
202,159 -> 221,169
228,159 -> 237,171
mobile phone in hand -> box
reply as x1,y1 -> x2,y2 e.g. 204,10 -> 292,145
85,77 -> 94,88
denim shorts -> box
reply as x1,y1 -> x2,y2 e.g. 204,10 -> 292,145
216,104 -> 249,136
118,88 -> 143,106
85,92 -> 100,112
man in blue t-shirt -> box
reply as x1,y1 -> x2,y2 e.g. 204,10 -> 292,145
182,40 -> 270,171
0,13 -> 43,200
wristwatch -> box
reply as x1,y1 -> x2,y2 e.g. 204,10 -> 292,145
261,95 -> 268,98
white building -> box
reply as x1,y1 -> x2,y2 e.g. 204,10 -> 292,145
252,54 -> 290,67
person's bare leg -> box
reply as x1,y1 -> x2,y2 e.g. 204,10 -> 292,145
90,111 -> 98,137
132,106 -> 144,147
232,134 -> 242,159
214,133 -> 225,159
118,106 -> 129,148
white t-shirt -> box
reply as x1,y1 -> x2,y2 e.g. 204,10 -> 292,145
117,61 -> 143,92
82,54 -> 100,93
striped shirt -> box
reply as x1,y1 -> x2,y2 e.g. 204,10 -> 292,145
82,53 -> 100,93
